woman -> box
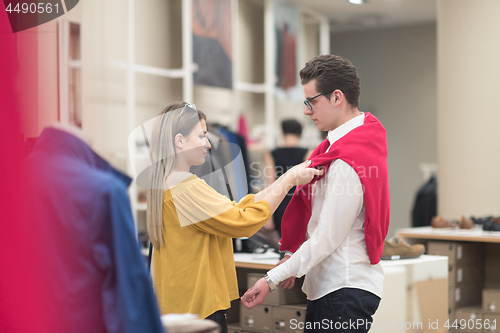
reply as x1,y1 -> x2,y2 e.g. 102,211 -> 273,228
146,102 -> 322,332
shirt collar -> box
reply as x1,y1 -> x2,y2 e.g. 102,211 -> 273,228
327,112 -> 365,145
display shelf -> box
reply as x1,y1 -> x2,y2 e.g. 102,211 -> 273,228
233,253 -> 448,333
396,226 -> 500,320
234,251 -> 280,269
397,226 -> 500,243
120,0 -> 332,239
234,252 -> 447,271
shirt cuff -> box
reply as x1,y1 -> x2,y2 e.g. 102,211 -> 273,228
267,268 -> 280,285
267,261 -> 292,285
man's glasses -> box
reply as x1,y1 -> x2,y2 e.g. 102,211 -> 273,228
304,89 -> 335,111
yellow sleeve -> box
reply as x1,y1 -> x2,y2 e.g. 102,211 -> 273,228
169,178 -> 271,238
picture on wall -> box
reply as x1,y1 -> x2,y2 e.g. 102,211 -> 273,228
274,0 -> 301,100
192,0 -> 233,89
58,20 -> 82,128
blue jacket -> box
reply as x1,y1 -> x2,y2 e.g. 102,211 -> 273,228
24,127 -> 164,333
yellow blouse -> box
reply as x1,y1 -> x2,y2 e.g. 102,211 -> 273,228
153,175 -> 271,318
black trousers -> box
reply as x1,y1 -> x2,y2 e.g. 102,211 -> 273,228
305,288 -> 381,333
205,309 -> 228,333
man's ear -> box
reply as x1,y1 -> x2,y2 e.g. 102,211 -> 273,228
332,90 -> 343,107
175,133 -> 184,149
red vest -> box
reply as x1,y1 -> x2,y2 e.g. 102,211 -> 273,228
279,113 -> 390,265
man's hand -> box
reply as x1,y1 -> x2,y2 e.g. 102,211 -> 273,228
240,278 -> 269,309
276,254 -> 291,267
275,254 -> 296,289
279,276 -> 296,289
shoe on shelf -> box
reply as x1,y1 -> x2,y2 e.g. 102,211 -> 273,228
492,218 -> 500,231
459,215 -> 475,229
381,237 -> 426,260
431,216 -> 457,228
480,217 -> 500,231
471,216 -> 492,225
248,227 -> 281,252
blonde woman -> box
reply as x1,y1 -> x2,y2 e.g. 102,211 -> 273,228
146,102 -> 322,332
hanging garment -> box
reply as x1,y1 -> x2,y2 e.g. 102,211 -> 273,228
271,147 -> 309,236
23,127 -> 164,333
411,175 -> 437,227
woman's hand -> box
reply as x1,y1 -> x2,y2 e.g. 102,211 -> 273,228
284,160 -> 324,186
240,278 -> 270,309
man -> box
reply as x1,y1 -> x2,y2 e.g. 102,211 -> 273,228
241,54 -> 390,333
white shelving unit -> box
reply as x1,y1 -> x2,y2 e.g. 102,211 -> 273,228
121,0 -> 330,231
234,253 -> 449,333
122,0 -> 195,226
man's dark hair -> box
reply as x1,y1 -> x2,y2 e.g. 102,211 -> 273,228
281,119 -> 302,137
300,54 -> 361,108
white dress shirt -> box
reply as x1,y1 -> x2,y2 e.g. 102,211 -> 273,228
267,113 -> 384,300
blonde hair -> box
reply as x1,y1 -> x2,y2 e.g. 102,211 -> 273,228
146,102 -> 206,248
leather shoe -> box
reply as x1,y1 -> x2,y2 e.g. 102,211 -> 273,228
483,217 -> 500,232
431,216 -> 457,228
459,216 -> 475,229
381,237 -> 425,260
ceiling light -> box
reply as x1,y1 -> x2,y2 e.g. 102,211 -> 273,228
348,0 -> 365,4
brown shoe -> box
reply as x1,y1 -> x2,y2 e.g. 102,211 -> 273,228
459,215 -> 475,229
431,216 -> 457,228
381,237 -> 426,260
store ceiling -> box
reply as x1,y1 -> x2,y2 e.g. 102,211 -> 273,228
290,0 -> 437,33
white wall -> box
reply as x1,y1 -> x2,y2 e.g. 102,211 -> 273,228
34,0 -> 184,173
330,23 -> 437,238
33,3 -> 438,233
31,0 -> 131,172
438,0 -> 500,218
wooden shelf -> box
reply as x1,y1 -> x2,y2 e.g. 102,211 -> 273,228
234,251 -> 449,270
397,226 -> 500,243
233,252 -> 448,333
234,252 -> 279,270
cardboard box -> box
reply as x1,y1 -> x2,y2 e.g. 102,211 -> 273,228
247,273 -> 307,306
483,312 -> 500,332
449,285 -> 483,309
485,244 -> 500,289
449,285 -> 454,311
449,263 -> 485,288
483,289 -> 500,313
228,326 -> 267,333
415,278 -> 449,333
273,304 -> 307,333
228,325 -> 244,333
240,303 -> 273,331
454,307 -> 483,333
427,241 -> 484,266
449,307 -> 454,322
